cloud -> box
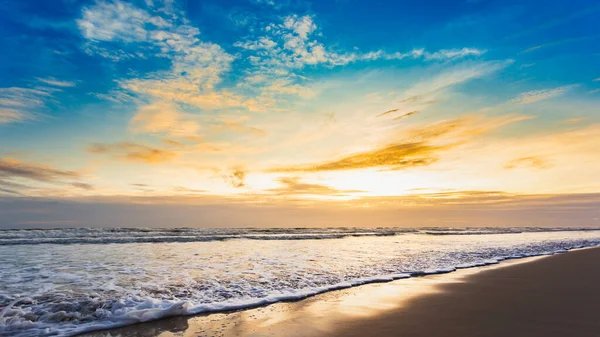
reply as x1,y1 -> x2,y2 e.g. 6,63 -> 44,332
406,60 -> 512,97
521,35 -> 599,53
0,158 -> 79,181
130,101 -> 201,139
512,85 -> 577,104
0,87 -> 51,108
588,88 -> 600,94
376,108 -> 399,118
504,156 -> 551,170
274,143 -> 441,173
252,0 -> 277,7
88,142 -> 176,163
77,0 -> 166,42
392,110 -> 420,121
0,108 -> 33,124
81,2 -> 487,118
36,78 -> 76,87
559,117 -> 585,124
224,168 -> 246,188
211,116 -> 267,136
0,158 -> 92,194
173,186 -> 206,193
0,179 -> 31,195
267,177 -> 364,196
232,15 -> 487,109
271,113 -> 531,173
423,48 -> 486,60
70,182 -> 95,190
236,19 -> 484,70
79,0 -> 242,111
0,83 -> 75,124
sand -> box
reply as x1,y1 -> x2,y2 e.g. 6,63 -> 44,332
82,247 -> 600,337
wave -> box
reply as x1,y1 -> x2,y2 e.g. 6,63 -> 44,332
1,242 -> 596,337
0,227 -> 598,245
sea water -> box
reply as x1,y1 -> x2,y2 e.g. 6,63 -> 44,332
1,227 -> 600,337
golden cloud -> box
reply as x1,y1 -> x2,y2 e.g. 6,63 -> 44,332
504,156 -> 551,170
130,101 -> 201,138
267,176 -> 364,196
270,113 -> 532,173
88,142 -> 176,164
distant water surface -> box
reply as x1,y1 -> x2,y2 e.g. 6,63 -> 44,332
1,227 -> 600,337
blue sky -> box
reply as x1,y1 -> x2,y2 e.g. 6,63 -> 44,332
1,0 -> 600,227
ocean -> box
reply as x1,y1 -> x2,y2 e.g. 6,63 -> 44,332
1,227 -> 600,337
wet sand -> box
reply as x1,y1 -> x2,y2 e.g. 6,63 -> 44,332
83,247 -> 600,337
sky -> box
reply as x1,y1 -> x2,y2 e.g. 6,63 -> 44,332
1,0 -> 599,228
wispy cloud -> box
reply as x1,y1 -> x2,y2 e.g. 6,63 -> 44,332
392,110 -> 420,121
0,158 -> 79,181
0,78 -> 75,124
0,108 -> 34,124
210,116 -> 267,137
376,108 -> 399,118
558,117 -> 586,124
406,61 -> 512,97
373,60 -> 511,120
173,186 -> 207,194
88,142 -> 177,163
36,78 -> 76,87
130,101 -> 201,140
521,36 -> 597,53
271,113 -> 531,173
267,177 -> 364,196
0,158 -> 92,194
512,85 -> 577,104
504,156 -> 551,170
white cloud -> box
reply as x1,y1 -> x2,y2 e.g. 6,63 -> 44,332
78,1 -> 244,111
79,3 -> 489,116
423,48 -> 486,60
233,15 -> 487,106
0,87 -> 52,108
512,85 -> 577,104
36,78 -> 77,87
406,60 -> 513,97
77,0 -> 160,42
0,86 -> 65,124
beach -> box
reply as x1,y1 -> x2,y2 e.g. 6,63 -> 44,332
82,246 -> 600,337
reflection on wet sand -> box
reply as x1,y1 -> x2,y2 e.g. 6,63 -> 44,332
82,257 -> 542,337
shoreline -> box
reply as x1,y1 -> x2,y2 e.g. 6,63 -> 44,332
81,245 -> 600,337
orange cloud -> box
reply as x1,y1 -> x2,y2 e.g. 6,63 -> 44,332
88,142 -> 176,164
504,156 -> 551,170
267,177 -> 364,196
130,101 -> 201,138
271,113 -> 532,173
